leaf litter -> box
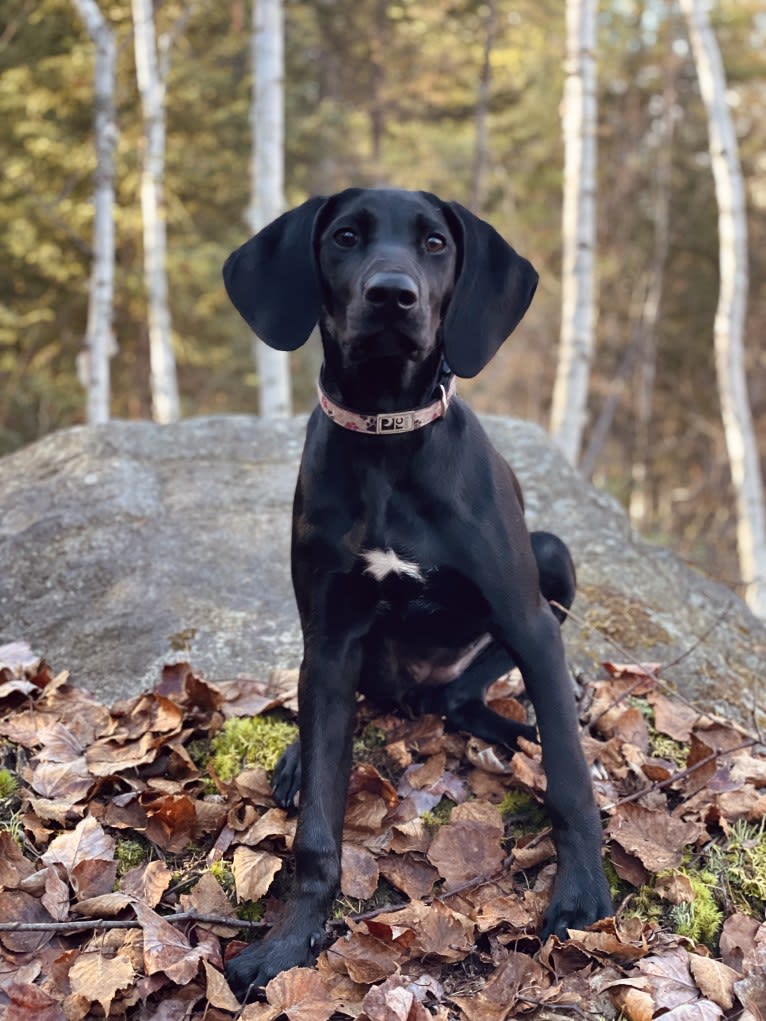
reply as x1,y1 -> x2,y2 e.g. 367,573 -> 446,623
0,643 -> 764,1019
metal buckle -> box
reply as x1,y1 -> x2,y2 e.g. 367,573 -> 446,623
439,384 -> 448,418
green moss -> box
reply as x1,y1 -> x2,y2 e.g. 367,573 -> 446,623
353,723 -> 387,759
0,768 -> 18,799
115,838 -> 148,876
708,819 -> 766,916
421,797 -> 455,833
237,899 -> 265,922
498,790 -> 546,834
648,731 -> 688,767
209,714 -> 298,781
209,860 -> 235,894
668,871 -> 723,944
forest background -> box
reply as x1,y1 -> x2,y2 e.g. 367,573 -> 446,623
1,0 -> 765,605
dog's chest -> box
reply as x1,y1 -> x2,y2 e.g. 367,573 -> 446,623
360,548 -> 425,584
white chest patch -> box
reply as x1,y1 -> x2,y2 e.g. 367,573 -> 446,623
361,548 -> 425,583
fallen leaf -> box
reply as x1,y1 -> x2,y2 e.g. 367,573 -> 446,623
232,846 -> 282,902
688,954 -> 740,1010
0,890 -> 54,954
120,859 -> 173,906
4,982 -> 66,1021
265,966 -> 335,1021
378,852 -> 438,899
41,865 -> 70,920
427,802 -> 504,887
361,973 -> 430,1021
607,803 -> 701,872
341,843 -> 380,900
179,870 -> 238,934
142,792 -> 197,852
41,814 -> 115,872
135,901 -> 205,984
450,952 -> 551,1021
203,958 -> 241,1010
68,951 -> 135,1015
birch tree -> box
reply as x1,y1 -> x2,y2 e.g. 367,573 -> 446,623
470,0 -> 497,213
678,0 -> 766,617
72,0 -> 117,425
249,0 -> 291,417
549,0 -> 598,465
131,0 -> 180,423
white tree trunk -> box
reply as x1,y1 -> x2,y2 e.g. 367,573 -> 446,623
73,0 -> 117,425
132,0 -> 180,424
679,0 -> 766,618
249,0 -> 291,418
550,0 -> 598,465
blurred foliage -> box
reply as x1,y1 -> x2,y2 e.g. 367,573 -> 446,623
1,0 -> 764,593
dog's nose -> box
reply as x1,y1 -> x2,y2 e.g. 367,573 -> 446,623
364,272 -> 418,311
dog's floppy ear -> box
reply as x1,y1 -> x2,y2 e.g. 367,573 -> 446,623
441,201 -> 539,378
222,196 -> 327,351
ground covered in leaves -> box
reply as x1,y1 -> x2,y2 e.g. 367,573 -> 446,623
0,643 -> 764,1020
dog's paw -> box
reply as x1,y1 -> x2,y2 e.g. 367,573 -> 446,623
272,740 -> 301,808
226,924 -> 324,1002
541,865 -> 613,941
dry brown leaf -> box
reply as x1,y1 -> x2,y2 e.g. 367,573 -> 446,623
465,738 -> 513,775
70,856 -> 118,900
241,806 -> 292,846
4,981 -> 66,1021
390,818 -> 432,854
68,951 -> 135,1015
361,973 -> 430,1021
450,952 -> 551,1021
324,931 -> 401,984
607,803 -> 701,871
636,947 -> 701,1012
41,814 -> 115,872
29,757 -> 93,802
120,858 -> 173,906
142,792 -> 197,852
0,831 -> 36,889
340,843 -> 380,900
610,982 -> 655,1021
718,912 -> 760,973
135,901 -> 206,984
372,899 -> 474,963
656,873 -> 695,904
474,893 -> 536,933
71,891 -> 135,917
0,890 -> 54,954
265,966 -> 335,1021
426,804 -> 504,887
179,870 -> 238,934
688,954 -> 740,1010
232,846 -> 283,902
379,852 -> 439,899
41,865 -> 70,920
203,958 -> 241,1010
647,691 -> 700,742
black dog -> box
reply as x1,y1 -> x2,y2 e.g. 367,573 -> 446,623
223,188 -> 612,998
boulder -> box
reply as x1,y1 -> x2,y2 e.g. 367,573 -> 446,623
1,415 -> 763,727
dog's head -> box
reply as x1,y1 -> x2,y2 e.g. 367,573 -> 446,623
223,187 -> 538,378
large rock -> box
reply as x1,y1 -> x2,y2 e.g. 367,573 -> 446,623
1,416 -> 763,726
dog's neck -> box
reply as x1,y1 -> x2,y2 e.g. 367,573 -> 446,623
318,336 -> 450,416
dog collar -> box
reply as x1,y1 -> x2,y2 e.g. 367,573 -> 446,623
317,374 -> 456,435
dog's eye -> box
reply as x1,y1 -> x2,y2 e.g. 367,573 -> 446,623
425,233 -> 447,254
333,228 -> 358,248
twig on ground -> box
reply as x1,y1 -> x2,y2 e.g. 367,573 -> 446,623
603,736 -> 758,811
0,909 -> 264,934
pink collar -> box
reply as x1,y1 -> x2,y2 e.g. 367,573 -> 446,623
317,375 -> 457,435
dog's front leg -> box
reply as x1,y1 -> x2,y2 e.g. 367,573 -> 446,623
225,628 -> 362,1000
504,603 -> 613,938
